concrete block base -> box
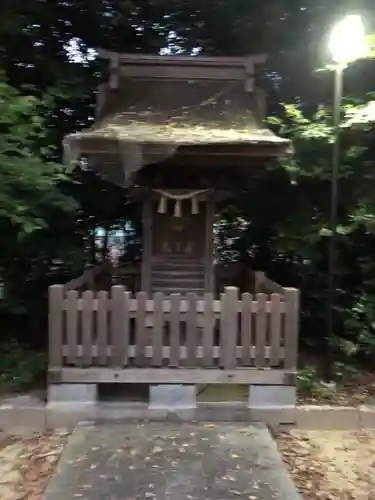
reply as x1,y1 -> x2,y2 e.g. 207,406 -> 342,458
248,385 -> 296,408
48,384 -> 98,405
47,384 -> 98,430
149,385 -> 197,410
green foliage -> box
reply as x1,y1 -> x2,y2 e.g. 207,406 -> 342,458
297,365 -> 321,393
0,78 -> 77,237
332,361 -> 360,385
297,362 -> 360,399
0,339 -> 46,393
0,77 -> 83,325
222,89 -> 375,372
268,97 -> 375,367
344,294 -> 375,358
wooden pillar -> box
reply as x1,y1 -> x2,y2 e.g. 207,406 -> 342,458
141,199 -> 153,294
204,196 -> 215,293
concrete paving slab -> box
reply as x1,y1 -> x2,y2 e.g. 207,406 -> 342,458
44,422 -> 299,500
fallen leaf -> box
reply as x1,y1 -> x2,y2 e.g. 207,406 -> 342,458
79,484 -> 92,490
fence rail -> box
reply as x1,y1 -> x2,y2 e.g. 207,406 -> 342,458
63,260 -> 112,292
49,285 -> 299,383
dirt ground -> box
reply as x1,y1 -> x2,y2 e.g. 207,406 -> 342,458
0,430 -> 69,500
277,429 -> 375,499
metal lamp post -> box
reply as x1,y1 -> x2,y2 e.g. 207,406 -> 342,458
324,15 -> 368,383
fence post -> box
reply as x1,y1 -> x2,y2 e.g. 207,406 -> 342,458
111,285 -> 129,367
283,288 -> 300,370
222,287 -> 239,370
48,285 -> 65,368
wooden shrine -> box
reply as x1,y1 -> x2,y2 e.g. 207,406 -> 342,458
63,51 -> 291,297
48,52 -> 299,388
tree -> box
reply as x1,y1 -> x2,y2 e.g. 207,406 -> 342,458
0,78 -> 76,236
0,77 -> 80,336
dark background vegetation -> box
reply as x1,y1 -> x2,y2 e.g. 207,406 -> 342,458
1,0 -> 375,391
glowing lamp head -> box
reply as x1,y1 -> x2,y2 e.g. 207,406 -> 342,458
329,15 -> 367,65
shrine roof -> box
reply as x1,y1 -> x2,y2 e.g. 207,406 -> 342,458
63,52 -> 292,187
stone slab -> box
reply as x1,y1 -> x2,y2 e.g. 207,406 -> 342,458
359,405 -> 375,429
48,384 -> 97,404
0,402 -> 374,435
46,404 -> 96,431
296,406 -> 360,430
250,407 -> 297,429
249,385 -> 296,408
0,407 -> 46,435
0,394 -> 45,407
96,403 -> 195,422
43,422 -> 299,500
149,384 -> 197,409
196,402 -> 253,422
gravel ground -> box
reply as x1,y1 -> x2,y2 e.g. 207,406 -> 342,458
0,430 -> 69,500
276,429 -> 375,499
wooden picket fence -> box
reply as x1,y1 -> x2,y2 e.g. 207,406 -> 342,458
48,285 -> 299,385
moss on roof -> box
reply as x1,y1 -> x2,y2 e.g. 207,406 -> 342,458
63,78 -> 290,186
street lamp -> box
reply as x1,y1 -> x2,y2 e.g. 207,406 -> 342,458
329,15 -> 367,65
324,15 -> 367,384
